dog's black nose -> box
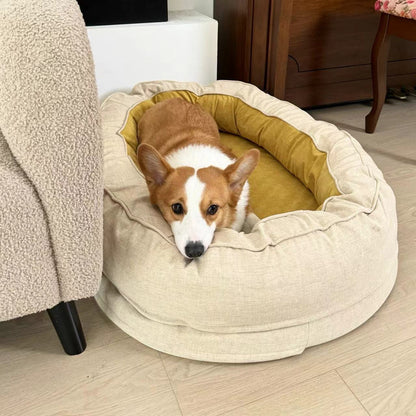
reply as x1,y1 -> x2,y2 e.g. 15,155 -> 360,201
185,241 -> 205,258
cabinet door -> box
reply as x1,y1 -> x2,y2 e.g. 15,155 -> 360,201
285,0 -> 416,107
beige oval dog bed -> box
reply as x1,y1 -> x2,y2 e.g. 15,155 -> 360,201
96,80 -> 398,363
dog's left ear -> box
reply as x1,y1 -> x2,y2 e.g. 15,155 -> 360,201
225,148 -> 260,194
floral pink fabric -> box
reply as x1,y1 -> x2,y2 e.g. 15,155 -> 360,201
375,0 -> 416,19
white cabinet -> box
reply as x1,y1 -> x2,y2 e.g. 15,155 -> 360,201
87,11 -> 217,99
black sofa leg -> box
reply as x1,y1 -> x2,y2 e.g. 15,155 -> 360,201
47,301 -> 86,355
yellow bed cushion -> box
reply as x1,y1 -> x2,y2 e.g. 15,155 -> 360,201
119,91 -> 339,218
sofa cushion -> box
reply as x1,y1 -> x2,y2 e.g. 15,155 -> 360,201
0,132 -> 60,320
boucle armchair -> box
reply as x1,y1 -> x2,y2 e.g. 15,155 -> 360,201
0,0 -> 102,354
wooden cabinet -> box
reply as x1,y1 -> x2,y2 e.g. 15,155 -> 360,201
214,0 -> 416,107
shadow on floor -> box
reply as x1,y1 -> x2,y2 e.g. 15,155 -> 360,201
363,146 -> 416,165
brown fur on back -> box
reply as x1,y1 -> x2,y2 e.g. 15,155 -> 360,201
138,98 -> 234,158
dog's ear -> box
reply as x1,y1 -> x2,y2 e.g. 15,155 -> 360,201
225,148 -> 260,195
137,144 -> 173,187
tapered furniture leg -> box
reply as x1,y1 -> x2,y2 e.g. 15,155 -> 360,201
47,301 -> 86,355
366,13 -> 391,133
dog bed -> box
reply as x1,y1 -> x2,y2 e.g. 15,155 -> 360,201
96,80 -> 398,363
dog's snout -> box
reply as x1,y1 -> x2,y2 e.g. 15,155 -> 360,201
185,241 -> 205,258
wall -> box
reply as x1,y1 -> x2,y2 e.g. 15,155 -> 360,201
168,0 -> 213,17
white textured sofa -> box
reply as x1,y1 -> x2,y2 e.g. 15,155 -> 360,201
0,0 -> 102,354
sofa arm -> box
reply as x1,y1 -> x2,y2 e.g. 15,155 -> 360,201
0,0 -> 102,301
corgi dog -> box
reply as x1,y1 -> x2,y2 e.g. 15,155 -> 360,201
137,98 -> 259,259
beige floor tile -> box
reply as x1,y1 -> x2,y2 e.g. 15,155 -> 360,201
0,299 -> 129,364
0,300 -> 181,416
0,335 -> 181,416
223,371 -> 368,416
338,336 -> 416,416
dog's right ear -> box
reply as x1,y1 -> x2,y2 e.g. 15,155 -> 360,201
137,144 -> 173,187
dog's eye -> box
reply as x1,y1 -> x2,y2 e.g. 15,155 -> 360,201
171,203 -> 184,215
207,204 -> 219,215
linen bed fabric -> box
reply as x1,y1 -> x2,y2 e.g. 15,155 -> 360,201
0,0 -> 102,320
97,80 -> 398,363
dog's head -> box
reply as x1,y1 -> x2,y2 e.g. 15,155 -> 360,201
137,144 -> 259,258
